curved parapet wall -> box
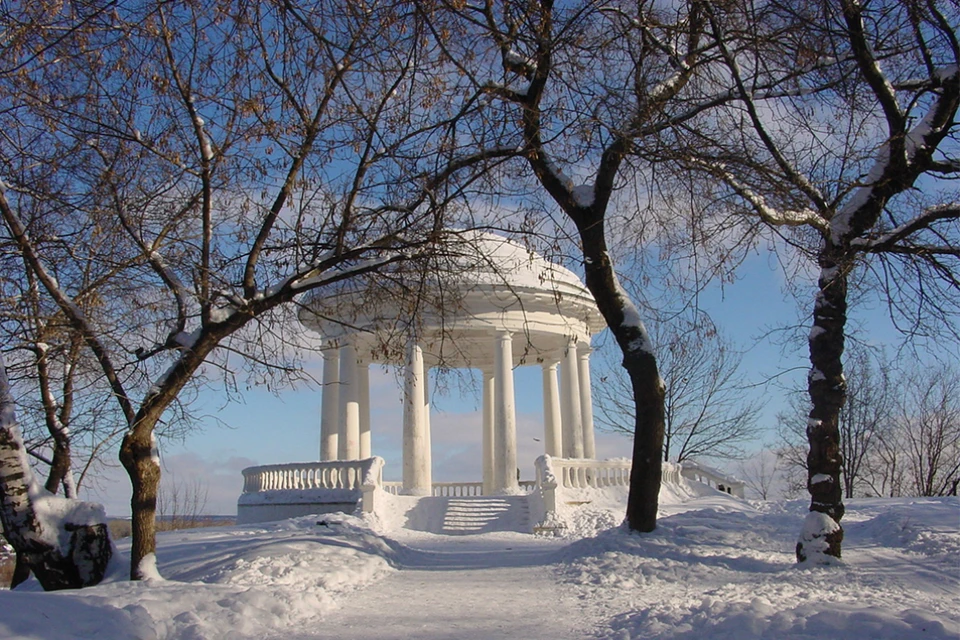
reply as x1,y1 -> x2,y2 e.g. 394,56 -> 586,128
237,458 -> 384,525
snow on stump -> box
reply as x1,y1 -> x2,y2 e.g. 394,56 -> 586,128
16,496 -> 113,590
796,511 -> 843,564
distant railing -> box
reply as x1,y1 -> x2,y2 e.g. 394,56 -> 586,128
433,482 -> 482,497
679,460 -> 745,498
542,457 -> 633,489
534,455 -> 684,518
241,458 -> 544,515
382,481 -> 403,495
380,480 -> 536,497
241,458 -> 383,494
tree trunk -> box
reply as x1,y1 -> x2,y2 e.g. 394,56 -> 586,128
624,348 -> 667,532
798,250 -> 847,562
119,412 -> 161,580
44,438 -> 73,498
578,220 -> 666,533
0,355 -> 112,590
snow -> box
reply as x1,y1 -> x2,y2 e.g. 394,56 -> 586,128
31,494 -> 110,550
1,490 -> 956,639
572,183 -> 595,208
136,553 -> 163,582
608,262 -> 657,358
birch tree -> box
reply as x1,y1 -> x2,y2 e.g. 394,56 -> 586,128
1,0 -> 507,581
675,0 -> 959,560
0,353 -> 112,590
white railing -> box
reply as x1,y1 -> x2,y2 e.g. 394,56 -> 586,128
533,456 -> 685,520
519,480 -> 537,493
679,460 -> 745,498
433,482 -> 483,497
382,481 -> 403,495
536,456 -> 650,489
241,458 -> 384,494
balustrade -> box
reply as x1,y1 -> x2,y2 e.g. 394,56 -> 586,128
432,482 -> 483,497
241,458 -> 383,494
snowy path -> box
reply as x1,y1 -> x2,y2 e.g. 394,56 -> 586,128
281,532 -> 600,640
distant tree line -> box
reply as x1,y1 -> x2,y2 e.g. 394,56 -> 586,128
777,348 -> 960,500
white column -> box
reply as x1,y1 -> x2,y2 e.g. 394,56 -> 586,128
578,345 -> 596,460
320,349 -> 340,461
561,340 -> 584,458
482,369 -> 496,495
423,366 -> 432,486
402,341 -> 431,495
338,343 -> 360,460
493,332 -> 518,493
358,360 -> 371,459
542,360 -> 563,458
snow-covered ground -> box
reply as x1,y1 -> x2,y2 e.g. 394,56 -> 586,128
0,484 -> 956,639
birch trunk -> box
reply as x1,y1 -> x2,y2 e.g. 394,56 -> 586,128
0,354 -> 112,590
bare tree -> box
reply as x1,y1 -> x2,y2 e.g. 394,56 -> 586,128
156,474 -> 209,532
1,0 -> 511,582
837,347 -> 894,498
896,364 -> 960,497
0,259 -> 135,499
673,0 -> 959,560
737,447 -> 784,500
428,0 -> 758,533
597,314 -> 759,463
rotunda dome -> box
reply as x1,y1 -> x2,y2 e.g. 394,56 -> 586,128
298,231 -> 605,369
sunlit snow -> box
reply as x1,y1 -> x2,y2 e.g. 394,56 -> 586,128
1,484 -> 956,639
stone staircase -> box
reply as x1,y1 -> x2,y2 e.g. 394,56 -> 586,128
405,495 -> 532,535
440,496 -> 531,535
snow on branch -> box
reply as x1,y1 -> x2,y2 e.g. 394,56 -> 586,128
851,202 -> 960,253
691,159 -> 828,232
831,65 -> 959,244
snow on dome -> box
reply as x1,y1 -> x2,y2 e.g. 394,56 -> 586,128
298,230 -> 605,369
437,230 -> 588,291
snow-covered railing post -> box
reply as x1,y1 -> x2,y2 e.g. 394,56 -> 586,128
360,456 -> 385,514
535,455 -> 559,514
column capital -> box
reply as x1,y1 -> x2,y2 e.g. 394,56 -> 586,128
577,343 -> 594,356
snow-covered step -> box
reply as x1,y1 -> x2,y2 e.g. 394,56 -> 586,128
401,495 -> 532,535
441,496 -> 531,535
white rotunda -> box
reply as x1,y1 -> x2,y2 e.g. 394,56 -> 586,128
237,231 -> 619,525
300,231 -> 606,495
